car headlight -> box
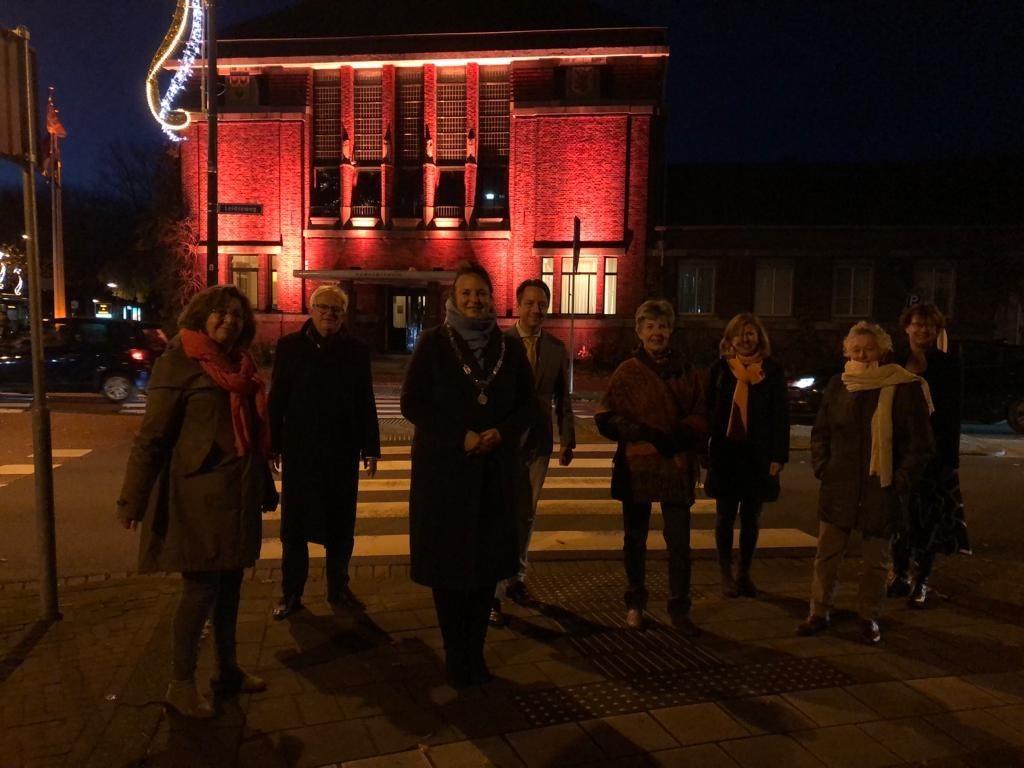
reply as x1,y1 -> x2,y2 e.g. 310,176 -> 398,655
791,377 -> 816,390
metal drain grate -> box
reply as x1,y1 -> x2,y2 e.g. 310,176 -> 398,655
513,658 -> 854,726
569,624 -> 724,679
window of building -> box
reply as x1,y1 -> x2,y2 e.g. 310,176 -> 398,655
435,169 -> 464,219
269,255 -> 279,310
396,68 -> 423,164
475,165 -> 508,219
352,169 -> 381,218
394,168 -> 423,219
542,257 -> 554,307
230,254 -> 260,308
604,257 -> 618,315
313,71 -> 340,163
353,69 -> 382,164
310,166 -> 340,217
436,67 -> 466,163
913,261 -> 955,316
754,260 -> 794,317
677,261 -> 715,315
833,261 -> 873,317
479,66 -> 510,164
560,256 -> 598,314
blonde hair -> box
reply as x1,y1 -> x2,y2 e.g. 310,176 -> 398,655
634,299 -> 675,332
309,284 -> 349,312
720,312 -> 771,357
842,320 -> 893,357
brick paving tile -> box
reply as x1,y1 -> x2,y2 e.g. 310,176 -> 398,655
782,687 -> 880,726
962,672 -> 1024,705
362,709 -> 463,755
791,725 -> 901,768
245,695 -> 304,734
843,681 -> 946,718
424,736 -> 526,767
340,747 -> 431,767
858,717 -> 967,762
906,677 -> 1006,710
984,703 -> 1024,731
825,652 -> 946,684
649,702 -> 750,746
925,708 -> 1024,752
647,743 -> 741,767
580,712 -> 680,756
505,723 -> 604,767
293,691 -> 345,725
719,734 -> 827,768
716,695 -> 817,734
534,658 -> 607,687
488,662 -> 554,690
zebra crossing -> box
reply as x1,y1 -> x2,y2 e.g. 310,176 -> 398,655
372,395 -> 600,422
0,393 -> 31,414
257,442 -> 817,562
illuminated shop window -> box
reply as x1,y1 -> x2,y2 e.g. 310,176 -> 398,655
604,257 -> 618,315
754,260 -> 794,317
833,261 -> 874,318
677,261 -> 716,315
560,256 -> 598,314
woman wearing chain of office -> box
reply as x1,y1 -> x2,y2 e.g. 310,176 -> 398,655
401,261 -> 536,689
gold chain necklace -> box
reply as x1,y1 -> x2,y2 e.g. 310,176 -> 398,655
445,325 -> 506,405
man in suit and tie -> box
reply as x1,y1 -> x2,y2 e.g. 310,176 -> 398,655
491,279 -> 576,626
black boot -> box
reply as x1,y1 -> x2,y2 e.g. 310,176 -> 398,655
720,563 -> 738,598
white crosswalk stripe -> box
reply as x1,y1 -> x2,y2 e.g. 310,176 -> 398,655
0,393 -> 31,413
258,444 -> 818,561
374,395 -> 403,417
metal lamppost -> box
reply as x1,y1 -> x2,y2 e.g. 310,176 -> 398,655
204,0 -> 219,285
45,87 -> 67,318
568,216 -> 580,394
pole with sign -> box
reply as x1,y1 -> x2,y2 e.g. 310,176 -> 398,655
568,216 -> 580,394
205,0 -> 219,285
0,26 -> 60,621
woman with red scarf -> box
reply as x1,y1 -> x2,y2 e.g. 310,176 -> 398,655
117,285 -> 278,718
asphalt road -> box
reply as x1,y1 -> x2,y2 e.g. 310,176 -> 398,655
1,407 -> 1023,582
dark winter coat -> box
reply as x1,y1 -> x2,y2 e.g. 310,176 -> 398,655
268,321 -> 380,545
117,339 -> 275,573
899,347 -> 961,471
401,324 -> 537,589
810,375 -> 934,537
704,357 -> 790,502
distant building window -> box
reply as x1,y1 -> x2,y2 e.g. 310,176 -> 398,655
396,67 -> 422,165
231,254 -> 260,308
436,67 -> 466,163
478,65 -> 510,163
352,169 -> 381,217
269,254 -> 279,310
604,257 -> 618,315
394,167 -> 423,219
561,256 -> 598,315
677,261 -> 716,315
833,261 -> 873,317
541,257 -> 554,306
353,69 -> 382,163
754,260 -> 794,317
434,169 -> 464,218
311,166 -> 340,217
475,165 -> 508,219
913,261 -> 955,316
313,71 -> 340,163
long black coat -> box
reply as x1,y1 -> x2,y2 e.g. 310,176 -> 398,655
401,324 -> 536,589
704,357 -> 790,501
268,322 -> 380,545
899,348 -> 961,471
811,375 -> 934,537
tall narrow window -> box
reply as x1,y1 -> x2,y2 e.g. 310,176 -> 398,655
754,260 -> 794,317
230,255 -> 260,308
833,261 -> 873,317
436,67 -> 466,163
913,261 -> 955,316
394,68 -> 423,219
353,69 -> 382,163
478,65 -> 509,164
677,261 -> 715,315
542,257 -> 555,307
312,71 -> 341,217
269,254 -> 279,310
603,257 -> 618,315
561,257 -> 598,314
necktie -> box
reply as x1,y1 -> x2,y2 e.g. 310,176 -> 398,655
523,335 -> 538,370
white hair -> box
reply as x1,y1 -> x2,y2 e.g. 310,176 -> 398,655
843,321 -> 893,357
309,284 -> 349,311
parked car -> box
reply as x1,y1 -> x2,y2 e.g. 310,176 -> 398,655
0,318 -> 167,402
787,340 -> 1024,434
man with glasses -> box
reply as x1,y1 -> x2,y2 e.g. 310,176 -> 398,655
269,285 -> 381,619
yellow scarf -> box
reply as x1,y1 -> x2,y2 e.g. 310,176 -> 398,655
725,354 -> 765,439
841,361 -> 934,487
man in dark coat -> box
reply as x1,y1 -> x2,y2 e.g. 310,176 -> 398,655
268,285 -> 381,619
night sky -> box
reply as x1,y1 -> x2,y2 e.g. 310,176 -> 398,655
1,0 -> 1022,190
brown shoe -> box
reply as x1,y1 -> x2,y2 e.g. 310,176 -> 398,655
860,619 -> 882,645
795,614 -> 831,636
626,607 -> 645,630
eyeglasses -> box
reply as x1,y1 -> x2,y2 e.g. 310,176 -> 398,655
909,321 -> 936,330
210,309 -> 243,320
312,303 -> 345,315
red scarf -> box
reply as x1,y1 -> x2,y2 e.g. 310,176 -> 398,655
180,329 -> 270,459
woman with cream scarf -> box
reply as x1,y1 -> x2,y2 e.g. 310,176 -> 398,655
705,313 -> 790,599
797,321 -> 934,645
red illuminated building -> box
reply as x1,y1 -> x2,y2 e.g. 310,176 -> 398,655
174,3 -> 668,351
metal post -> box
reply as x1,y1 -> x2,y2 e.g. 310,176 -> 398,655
205,0 -> 218,286
16,27 -> 59,621
568,216 -> 580,394
48,95 -> 65,317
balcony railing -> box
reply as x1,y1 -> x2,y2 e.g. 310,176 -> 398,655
434,205 -> 463,219
351,205 -> 380,218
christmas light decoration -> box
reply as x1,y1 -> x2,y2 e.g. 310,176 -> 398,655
146,0 -> 204,141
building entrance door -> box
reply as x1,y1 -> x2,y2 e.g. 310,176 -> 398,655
386,289 -> 427,353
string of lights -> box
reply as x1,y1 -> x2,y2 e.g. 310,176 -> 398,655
146,0 -> 204,141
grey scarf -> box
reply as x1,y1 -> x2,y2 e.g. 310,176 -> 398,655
444,298 -> 496,364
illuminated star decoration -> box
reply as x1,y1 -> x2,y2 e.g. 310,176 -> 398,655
146,0 -> 205,142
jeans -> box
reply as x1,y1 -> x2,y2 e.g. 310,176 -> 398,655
714,498 -> 763,572
810,521 -> 892,621
281,537 -> 354,601
622,501 -> 692,614
172,569 -> 244,682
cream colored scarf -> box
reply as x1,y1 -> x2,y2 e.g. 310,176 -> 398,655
841,361 -> 934,487
725,354 -> 765,439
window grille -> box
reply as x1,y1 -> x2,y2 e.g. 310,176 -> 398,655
436,67 -> 466,162
561,257 -> 599,314
313,71 -> 340,163
396,68 -> 423,165
479,66 -> 510,162
354,69 -> 382,163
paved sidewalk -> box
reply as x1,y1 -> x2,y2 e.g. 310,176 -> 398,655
3,556 -> 1024,768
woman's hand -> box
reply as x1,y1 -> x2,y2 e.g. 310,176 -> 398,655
769,462 -> 784,477
464,430 -> 483,454
478,428 -> 503,453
